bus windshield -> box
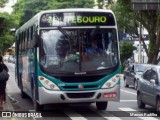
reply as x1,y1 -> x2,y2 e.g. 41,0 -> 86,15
39,28 -> 118,74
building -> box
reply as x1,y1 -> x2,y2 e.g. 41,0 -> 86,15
133,40 -> 149,63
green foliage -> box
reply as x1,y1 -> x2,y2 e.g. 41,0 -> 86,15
96,0 -> 114,9
13,0 -> 95,26
1,0 -> 95,54
110,0 -> 160,64
120,41 -> 134,64
120,41 -> 134,72
111,0 -> 139,35
0,0 -> 8,7
96,0 -> 104,9
0,12 -> 16,55
51,0 -> 94,9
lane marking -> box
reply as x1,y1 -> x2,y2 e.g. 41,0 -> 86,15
96,111 -> 122,120
11,118 -> 16,120
119,108 -> 159,120
120,89 -> 137,95
120,100 -> 137,102
64,111 -> 87,120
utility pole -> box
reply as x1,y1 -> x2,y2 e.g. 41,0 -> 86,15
139,13 -> 142,63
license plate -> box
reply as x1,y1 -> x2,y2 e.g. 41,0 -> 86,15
103,92 -> 117,98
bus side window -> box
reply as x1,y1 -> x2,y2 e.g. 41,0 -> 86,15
28,26 -> 34,48
31,26 -> 33,40
23,32 -> 26,53
26,29 -> 29,49
24,31 -> 27,53
21,32 -> 23,51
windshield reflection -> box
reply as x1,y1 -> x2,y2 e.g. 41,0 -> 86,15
39,28 -> 118,74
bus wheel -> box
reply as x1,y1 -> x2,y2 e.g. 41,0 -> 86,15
33,87 -> 44,111
96,101 -> 108,110
21,89 -> 28,99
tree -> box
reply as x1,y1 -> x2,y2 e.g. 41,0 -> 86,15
0,0 -> 16,55
96,0 -> 115,9
13,0 -> 95,26
0,12 -> 18,55
50,0 -> 94,9
120,41 -> 134,71
110,0 -> 160,64
111,1 -> 139,35
120,41 -> 134,64
0,0 -> 8,7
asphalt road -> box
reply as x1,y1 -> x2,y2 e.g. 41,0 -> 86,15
1,62 -> 160,120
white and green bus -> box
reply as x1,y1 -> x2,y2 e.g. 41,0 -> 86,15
15,8 -> 120,111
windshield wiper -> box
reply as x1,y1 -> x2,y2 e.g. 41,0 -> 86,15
57,26 -> 73,45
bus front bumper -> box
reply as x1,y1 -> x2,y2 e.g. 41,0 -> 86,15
37,85 -> 120,105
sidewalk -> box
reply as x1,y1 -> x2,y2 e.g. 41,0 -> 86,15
0,62 -> 32,120
1,92 -> 32,120
3,94 -> 14,111
1,94 -> 15,120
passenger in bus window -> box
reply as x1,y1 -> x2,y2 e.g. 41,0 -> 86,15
86,35 -> 103,56
86,39 -> 97,55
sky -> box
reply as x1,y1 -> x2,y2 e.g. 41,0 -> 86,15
0,0 -> 17,14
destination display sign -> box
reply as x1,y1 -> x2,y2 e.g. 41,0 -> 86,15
40,12 -> 115,27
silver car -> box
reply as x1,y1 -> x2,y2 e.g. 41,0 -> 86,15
123,63 -> 150,90
137,65 -> 160,113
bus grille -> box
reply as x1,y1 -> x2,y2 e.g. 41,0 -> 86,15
55,75 -> 105,83
66,92 -> 95,99
62,85 -> 99,89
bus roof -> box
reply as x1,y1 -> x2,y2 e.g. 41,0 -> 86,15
39,8 -> 114,14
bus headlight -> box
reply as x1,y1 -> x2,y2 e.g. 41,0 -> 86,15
38,76 -> 60,90
102,74 -> 119,89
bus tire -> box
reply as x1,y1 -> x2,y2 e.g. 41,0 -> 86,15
33,87 -> 44,111
21,89 -> 28,99
96,101 -> 108,110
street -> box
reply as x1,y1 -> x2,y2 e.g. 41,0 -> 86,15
1,62 -> 160,120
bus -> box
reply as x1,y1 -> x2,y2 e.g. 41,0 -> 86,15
15,8 -> 120,111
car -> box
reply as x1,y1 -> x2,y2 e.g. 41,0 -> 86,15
123,63 -> 150,90
137,65 -> 160,114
